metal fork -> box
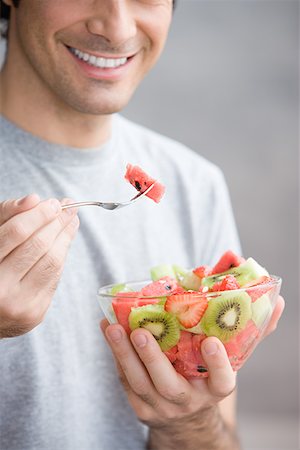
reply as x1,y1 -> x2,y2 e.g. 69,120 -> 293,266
61,183 -> 155,211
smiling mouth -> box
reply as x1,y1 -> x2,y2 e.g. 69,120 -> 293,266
68,46 -> 133,69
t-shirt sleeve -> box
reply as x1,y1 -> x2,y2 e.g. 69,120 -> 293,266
198,166 -> 242,266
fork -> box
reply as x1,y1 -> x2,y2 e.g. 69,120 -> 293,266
61,183 -> 155,211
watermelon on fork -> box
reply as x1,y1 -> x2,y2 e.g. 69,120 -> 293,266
124,164 -> 165,203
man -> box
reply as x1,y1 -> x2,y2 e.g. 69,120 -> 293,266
0,1 -> 284,449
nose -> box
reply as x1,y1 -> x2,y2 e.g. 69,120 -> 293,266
86,0 -> 137,47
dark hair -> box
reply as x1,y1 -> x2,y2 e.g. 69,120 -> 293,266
1,0 -> 20,20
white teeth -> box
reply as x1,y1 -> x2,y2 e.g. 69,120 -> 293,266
70,47 -> 128,68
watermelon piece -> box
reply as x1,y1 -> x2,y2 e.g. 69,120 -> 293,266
124,164 -> 165,203
224,320 -> 260,362
140,276 -> 179,297
193,265 -> 212,279
212,274 -> 241,292
244,276 -> 273,302
173,331 -> 207,378
163,345 -> 178,363
211,250 -> 245,275
112,297 -> 159,334
165,294 -> 208,328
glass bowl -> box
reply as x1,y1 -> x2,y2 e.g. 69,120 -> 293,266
97,276 -> 281,378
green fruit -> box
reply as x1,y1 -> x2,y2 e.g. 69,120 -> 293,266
180,271 -> 202,291
151,264 -> 176,281
201,257 -> 269,289
128,304 -> 180,351
251,294 -> 272,327
172,264 -> 188,282
109,283 -> 132,295
200,291 -> 252,343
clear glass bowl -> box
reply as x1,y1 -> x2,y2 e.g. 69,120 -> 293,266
97,276 -> 281,378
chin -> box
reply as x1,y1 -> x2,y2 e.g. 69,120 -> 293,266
58,87 -> 132,115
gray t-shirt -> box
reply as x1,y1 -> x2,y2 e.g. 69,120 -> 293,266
0,114 -> 240,450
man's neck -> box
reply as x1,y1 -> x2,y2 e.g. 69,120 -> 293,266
0,55 -> 112,149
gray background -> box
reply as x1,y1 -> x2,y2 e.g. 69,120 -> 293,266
1,1 -> 299,449
123,1 -> 299,449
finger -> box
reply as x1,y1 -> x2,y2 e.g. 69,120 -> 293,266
0,198 -> 61,261
0,194 -> 40,226
201,337 -> 236,399
262,295 -> 285,338
114,359 -> 156,424
21,215 -> 79,298
130,329 -> 191,405
0,201 -> 78,283
104,324 -> 162,409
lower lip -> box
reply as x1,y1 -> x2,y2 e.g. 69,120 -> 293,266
66,47 -> 134,80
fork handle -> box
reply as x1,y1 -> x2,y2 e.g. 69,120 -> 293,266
61,201 -> 101,210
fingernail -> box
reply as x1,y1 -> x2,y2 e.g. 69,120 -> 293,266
50,199 -> 61,214
16,195 -> 29,205
107,329 -> 123,343
203,342 -> 218,355
133,333 -> 147,348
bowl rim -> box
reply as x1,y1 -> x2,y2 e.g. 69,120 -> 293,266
97,275 -> 282,299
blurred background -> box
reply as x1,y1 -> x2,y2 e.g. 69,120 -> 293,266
0,1 -> 299,449
123,1 -> 299,449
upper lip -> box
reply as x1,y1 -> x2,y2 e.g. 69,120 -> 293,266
66,45 -> 135,59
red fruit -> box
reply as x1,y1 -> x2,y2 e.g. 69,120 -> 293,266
163,346 -> 178,363
173,332 -> 208,378
112,297 -> 159,334
212,275 -> 240,292
212,250 -> 245,275
224,320 -> 260,363
140,276 -> 179,297
124,163 -> 165,203
165,294 -> 208,328
244,276 -> 273,302
114,292 -> 140,299
193,265 -> 212,279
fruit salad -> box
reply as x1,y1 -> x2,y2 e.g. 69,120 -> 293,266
98,251 -> 281,378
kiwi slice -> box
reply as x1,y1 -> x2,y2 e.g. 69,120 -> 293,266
201,257 -> 269,289
251,294 -> 272,327
200,291 -> 252,343
129,304 -> 180,351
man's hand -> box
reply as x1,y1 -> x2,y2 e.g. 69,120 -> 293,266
101,295 -> 284,450
0,194 -> 79,338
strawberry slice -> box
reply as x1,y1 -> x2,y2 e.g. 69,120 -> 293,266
165,294 -> 208,328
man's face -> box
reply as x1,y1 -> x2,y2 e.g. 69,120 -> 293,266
8,0 -> 173,114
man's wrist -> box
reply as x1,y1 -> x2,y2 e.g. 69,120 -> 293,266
147,405 -> 240,450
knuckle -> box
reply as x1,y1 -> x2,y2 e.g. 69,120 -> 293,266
141,351 -> 159,366
9,220 -> 28,242
40,253 -> 62,275
29,234 -> 49,255
139,393 -> 160,409
132,379 -> 149,397
214,381 -> 236,399
161,388 -> 190,405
